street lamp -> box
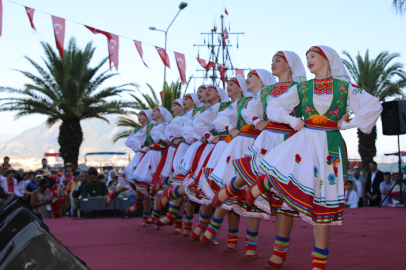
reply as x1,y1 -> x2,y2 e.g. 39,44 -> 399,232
149,2 -> 188,85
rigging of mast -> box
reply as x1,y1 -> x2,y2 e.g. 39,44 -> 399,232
193,15 -> 249,88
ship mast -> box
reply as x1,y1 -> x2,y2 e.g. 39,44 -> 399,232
193,15 -> 248,87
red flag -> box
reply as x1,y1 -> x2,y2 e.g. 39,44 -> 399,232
0,0 -> 2,37
159,91 -> 163,103
223,28 -> 229,49
218,64 -> 226,89
25,7 -> 36,31
134,40 -> 148,67
155,46 -> 170,68
108,34 -> 119,71
235,68 -> 244,78
225,8 -> 228,15
51,16 -> 65,58
213,26 -> 217,32
174,52 -> 187,84
196,58 -> 215,71
85,25 -> 112,40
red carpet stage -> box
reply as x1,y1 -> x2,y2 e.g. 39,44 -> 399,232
44,207 -> 405,269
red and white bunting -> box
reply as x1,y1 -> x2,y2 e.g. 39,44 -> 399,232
196,58 -> 215,71
218,64 -> 225,89
25,7 -> 36,31
108,34 -> 119,71
225,8 -> 228,15
134,40 -> 148,67
223,28 -> 229,49
174,52 -> 186,84
51,16 -> 65,58
85,25 -> 112,40
155,46 -> 170,68
235,68 -> 244,79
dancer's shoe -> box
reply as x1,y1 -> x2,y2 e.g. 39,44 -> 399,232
266,256 -> 286,268
245,253 -> 258,260
200,234 -> 211,246
190,230 -> 201,241
125,205 -> 140,214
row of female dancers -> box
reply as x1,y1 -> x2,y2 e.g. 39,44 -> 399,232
104,46 -> 382,269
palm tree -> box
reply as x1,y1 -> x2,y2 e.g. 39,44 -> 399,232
112,79 -> 191,143
342,50 -> 406,176
393,0 -> 406,15
0,38 -> 136,167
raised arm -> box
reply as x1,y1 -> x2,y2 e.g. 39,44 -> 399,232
213,100 -> 239,132
267,85 -> 301,129
193,104 -> 221,143
339,84 -> 383,133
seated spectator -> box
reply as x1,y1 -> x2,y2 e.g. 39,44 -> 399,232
103,170 -> 109,178
65,171 -> 80,216
14,174 -> 30,200
15,168 -> 24,179
98,174 -> 107,185
2,156 -> 11,168
25,174 -> 42,209
106,170 -> 117,186
1,167 -> 17,197
31,179 -> 58,219
72,171 -> 89,200
108,179 -> 117,192
380,172 -> 395,206
61,163 -> 74,186
82,170 -> 108,199
345,181 -> 358,208
49,176 -> 65,218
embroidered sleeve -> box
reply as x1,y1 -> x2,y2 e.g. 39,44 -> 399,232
340,84 -> 382,133
213,100 -> 238,132
267,84 -> 301,128
242,93 -> 264,127
128,126 -> 147,152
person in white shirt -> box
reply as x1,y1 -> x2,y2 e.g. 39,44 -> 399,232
345,181 -> 358,208
380,172 -> 395,206
348,167 -> 365,207
1,167 -> 17,197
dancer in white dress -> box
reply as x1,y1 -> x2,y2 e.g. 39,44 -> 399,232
131,107 -> 173,228
247,46 -> 382,269
104,110 -> 155,213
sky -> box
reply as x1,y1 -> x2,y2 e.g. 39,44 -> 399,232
0,0 -> 405,163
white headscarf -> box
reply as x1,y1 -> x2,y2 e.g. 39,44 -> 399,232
276,51 -> 307,83
172,98 -> 184,108
208,85 -> 230,103
185,93 -> 203,108
139,110 -> 155,124
252,69 -> 276,87
157,107 -> 173,122
229,77 -> 251,97
106,169 -> 117,186
307,46 -> 351,82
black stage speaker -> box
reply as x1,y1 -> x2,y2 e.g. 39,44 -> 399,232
381,100 -> 406,135
0,197 -> 49,233
0,221 -> 89,270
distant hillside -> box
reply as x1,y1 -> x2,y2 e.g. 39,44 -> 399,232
0,115 -> 133,159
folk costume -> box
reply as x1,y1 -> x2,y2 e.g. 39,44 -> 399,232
257,46 -> 382,226
131,107 -> 173,197
233,51 -> 307,215
207,69 -> 275,219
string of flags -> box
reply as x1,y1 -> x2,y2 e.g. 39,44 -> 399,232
0,0 -> 244,86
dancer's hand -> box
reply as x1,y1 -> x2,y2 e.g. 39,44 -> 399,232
145,147 -> 150,153
295,119 -> 305,131
201,137 -> 208,144
256,120 -> 267,131
172,138 -> 181,145
212,136 -> 220,143
230,128 -> 239,137
341,111 -> 349,121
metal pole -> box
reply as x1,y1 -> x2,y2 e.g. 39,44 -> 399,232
164,31 -> 167,85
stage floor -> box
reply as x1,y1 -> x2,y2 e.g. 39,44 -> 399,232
44,207 -> 405,270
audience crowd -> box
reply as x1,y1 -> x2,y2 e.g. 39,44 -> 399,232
0,156 -> 132,219
0,156 -> 404,218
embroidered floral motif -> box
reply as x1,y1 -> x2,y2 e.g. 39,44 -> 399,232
204,133 -> 210,139
252,116 -> 259,121
295,154 -> 301,164
314,166 -> 318,177
320,179 -> 323,189
291,108 -> 296,117
221,107 -> 226,111
305,105 -> 314,115
314,77 -> 333,96
345,118 -> 352,123
261,149 -> 267,155
226,156 -> 231,164
208,107 -> 213,112
228,105 -> 233,110
328,173 -> 336,185
225,126 -> 229,131
333,166 -> 338,177
332,108 -> 340,119
149,165 -> 151,170
327,156 -> 341,166
238,101 -> 243,106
